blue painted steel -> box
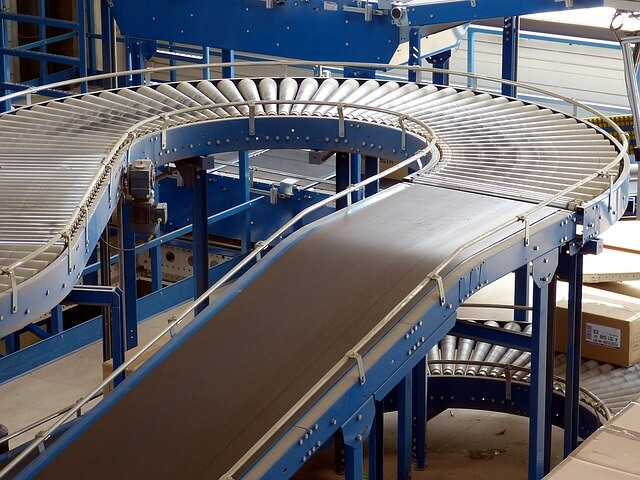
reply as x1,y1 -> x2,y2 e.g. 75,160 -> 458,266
450,320 -> 532,350
501,16 -> 519,97
350,154 -> 362,203
408,29 -> 421,83
364,156 -> 379,198
222,49 -> 234,78
413,357 -> 427,470
24,324 -> 51,340
107,0 -> 606,63
238,151 -> 251,253
100,0 -> 115,87
466,28 -> 476,88
14,31 -> 76,52
63,286 -> 125,386
150,245 -> 162,292
336,152 -> 349,210
50,306 -> 63,335
562,252 -> 583,457
341,400 -> 375,480
397,373 -> 412,480
427,50 -> 451,86
0,0 -> 8,112
202,47 -> 210,80
0,47 -> 82,66
77,0 -> 87,92
528,261 -> 554,480
426,376 -> 603,438
514,264 -> 529,322
192,163 -> 210,315
121,204 -> 138,349
368,401 -> 384,480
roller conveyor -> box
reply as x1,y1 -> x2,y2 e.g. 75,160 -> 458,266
0,74 -> 629,478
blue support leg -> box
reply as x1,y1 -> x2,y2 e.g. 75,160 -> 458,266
202,46 -> 210,80
528,252 -> 557,480
514,263 -> 529,322
350,153 -> 362,203
408,28 -> 421,83
427,50 -> 451,86
563,252 -> 583,456
50,305 -> 64,335
336,152 -> 350,210
121,204 -> 138,349
100,0 -> 115,87
466,28 -> 476,88
150,244 -> 163,292
193,162 -> 209,315
368,400 -> 384,480
342,399 -> 375,480
222,49 -> 234,78
239,151 -> 251,253
76,0 -> 88,92
364,156 -> 379,198
413,357 -> 427,470
0,1 -> 9,112
398,373 -> 413,480
501,16 -> 520,97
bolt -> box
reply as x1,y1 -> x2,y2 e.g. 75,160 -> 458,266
298,439 -> 304,445
356,435 -> 363,442
357,415 -> 362,421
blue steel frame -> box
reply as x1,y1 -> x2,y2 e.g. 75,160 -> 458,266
0,0 -> 89,111
107,0 -> 609,64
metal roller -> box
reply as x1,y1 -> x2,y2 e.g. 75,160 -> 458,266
466,320 -> 500,375
477,322 -> 522,376
290,78 -> 319,116
428,343 -> 442,375
196,81 -> 242,117
238,79 -> 266,116
277,77 -> 298,116
217,79 -> 250,116
258,78 -> 278,116
176,82 -> 230,118
440,334 -> 457,375
302,77 -> 339,116
313,78 -> 359,116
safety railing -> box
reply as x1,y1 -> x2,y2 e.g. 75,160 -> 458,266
0,60 -> 629,479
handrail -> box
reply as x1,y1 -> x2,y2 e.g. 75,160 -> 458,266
0,61 -> 629,479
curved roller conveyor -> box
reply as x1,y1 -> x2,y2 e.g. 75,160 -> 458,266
0,72 -> 630,479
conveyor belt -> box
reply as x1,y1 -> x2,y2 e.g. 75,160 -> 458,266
11,186 -> 567,479
0,77 -> 623,337
0,74 -> 629,478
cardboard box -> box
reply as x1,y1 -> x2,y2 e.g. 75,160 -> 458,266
555,287 -> 640,367
102,337 -> 168,395
545,395 -> 640,478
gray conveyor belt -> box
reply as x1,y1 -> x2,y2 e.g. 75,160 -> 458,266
16,183 -> 562,479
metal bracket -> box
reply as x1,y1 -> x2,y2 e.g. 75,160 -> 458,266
343,1 -> 386,21
399,115 -> 407,151
161,114 -> 169,149
347,351 -> 366,385
338,103 -> 345,138
82,206 -> 90,252
428,272 -> 446,306
517,215 -> 530,247
9,269 -> 17,313
504,367 -> 512,400
248,101 -> 256,136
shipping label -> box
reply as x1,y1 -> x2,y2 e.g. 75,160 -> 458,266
585,322 -> 621,349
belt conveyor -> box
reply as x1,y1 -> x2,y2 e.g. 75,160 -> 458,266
0,72 -> 629,479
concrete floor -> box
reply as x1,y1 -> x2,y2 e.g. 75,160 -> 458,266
1,299 -> 564,479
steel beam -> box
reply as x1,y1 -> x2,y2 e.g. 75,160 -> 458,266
501,16 -> 520,97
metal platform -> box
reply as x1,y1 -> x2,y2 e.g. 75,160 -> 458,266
0,70 -> 630,479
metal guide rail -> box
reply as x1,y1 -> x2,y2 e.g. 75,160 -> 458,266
0,62 -> 631,479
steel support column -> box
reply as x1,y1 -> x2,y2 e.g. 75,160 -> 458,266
76,0 -> 88,92
350,153 -> 362,203
408,28 -> 421,83
368,400 -> 384,480
100,0 -> 114,87
364,155 -> 379,198
121,203 -> 138,349
222,49 -> 234,78
50,305 -> 63,335
563,252 -> 583,456
398,373 -> 413,480
514,263 -> 529,322
413,357 -> 427,470
427,50 -> 451,86
193,162 -> 209,315
528,252 -> 557,480
501,16 -> 520,97
100,229 -> 112,360
0,0 -> 9,112
336,151 -> 350,210
239,151 -> 251,253
342,399 -> 375,480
